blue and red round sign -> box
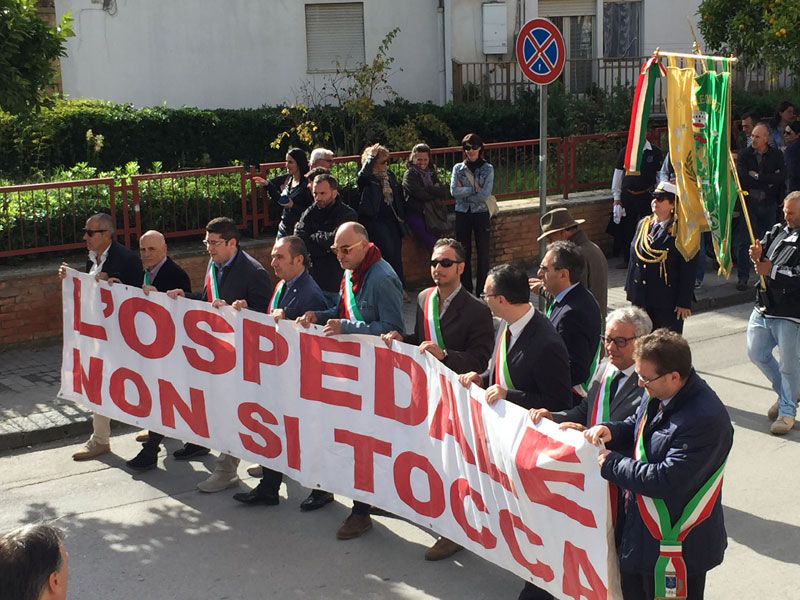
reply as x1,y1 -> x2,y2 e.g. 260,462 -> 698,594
516,18 -> 565,85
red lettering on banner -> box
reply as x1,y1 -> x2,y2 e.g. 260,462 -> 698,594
300,334 -> 361,409
283,416 -> 301,470
118,297 -> 175,359
157,379 -> 209,437
373,347 -> 428,426
238,402 -> 282,459
450,478 -> 497,549
499,509 -> 554,582
515,428 -> 596,528
470,397 -> 515,494
72,277 -> 107,340
334,429 -> 391,493
109,367 -> 151,417
561,541 -> 607,600
429,375 -> 476,464
242,319 -> 289,384
182,310 -> 236,374
72,348 -> 104,405
100,287 -> 113,318
393,451 -> 445,517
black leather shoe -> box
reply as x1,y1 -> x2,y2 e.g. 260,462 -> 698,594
126,450 -> 157,471
233,489 -> 279,506
300,490 -> 334,512
172,443 -> 210,460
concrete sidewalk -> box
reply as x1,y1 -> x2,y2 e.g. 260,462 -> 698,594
0,260 -> 755,452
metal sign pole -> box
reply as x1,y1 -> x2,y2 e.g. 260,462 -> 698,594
538,83 -> 547,310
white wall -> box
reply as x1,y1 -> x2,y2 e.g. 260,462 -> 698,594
55,0 -> 443,109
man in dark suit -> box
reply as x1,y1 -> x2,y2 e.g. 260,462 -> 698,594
382,238 -> 494,561
231,236 -> 327,507
59,212 -> 143,461
536,240 -> 602,403
586,330 -> 733,600
458,263 -> 571,413
167,217 -> 272,493
124,230 -> 194,471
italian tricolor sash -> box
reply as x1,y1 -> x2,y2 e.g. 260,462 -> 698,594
634,397 -> 727,599
204,262 -> 220,301
342,271 -> 364,322
590,362 -> 619,426
143,271 -> 151,287
269,280 -> 286,312
493,324 -> 514,390
625,55 -> 666,175
422,287 -> 445,349
574,340 -> 603,398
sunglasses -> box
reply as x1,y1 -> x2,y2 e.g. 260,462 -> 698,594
330,241 -> 363,256
463,144 -> 481,151
430,258 -> 463,268
653,195 -> 673,202
82,228 -> 108,237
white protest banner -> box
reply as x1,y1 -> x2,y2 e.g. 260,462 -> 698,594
59,268 -> 621,600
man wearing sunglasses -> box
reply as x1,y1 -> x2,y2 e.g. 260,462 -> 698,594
297,221 -> 404,540
59,213 -> 143,461
381,237 -> 494,561
585,329 -> 732,600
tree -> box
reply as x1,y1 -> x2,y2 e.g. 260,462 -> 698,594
0,1 -> 74,114
698,0 -> 800,75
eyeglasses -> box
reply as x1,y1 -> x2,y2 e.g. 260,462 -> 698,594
330,241 -> 363,256
601,335 -> 637,348
538,264 -> 562,272
479,292 -> 499,299
635,371 -> 666,386
203,238 -> 227,248
430,258 -> 463,268
463,144 -> 481,151
82,228 -> 108,237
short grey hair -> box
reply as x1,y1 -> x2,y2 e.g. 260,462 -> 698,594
606,306 -> 653,338
310,147 -> 334,165
88,212 -> 115,235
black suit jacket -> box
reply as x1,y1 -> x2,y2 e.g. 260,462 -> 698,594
552,359 -> 645,427
86,240 -> 143,286
406,286 -> 494,374
481,308 -> 572,412
151,256 -> 191,294
189,247 -> 271,311
548,284 -> 602,388
277,270 -> 328,320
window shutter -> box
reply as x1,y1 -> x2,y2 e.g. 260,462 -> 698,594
305,3 -> 366,73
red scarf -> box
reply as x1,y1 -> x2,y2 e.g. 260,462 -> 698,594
338,243 -> 382,318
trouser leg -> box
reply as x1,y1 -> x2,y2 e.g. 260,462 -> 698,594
90,414 -> 111,445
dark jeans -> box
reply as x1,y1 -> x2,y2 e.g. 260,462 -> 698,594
364,217 -> 405,285
621,571 -> 706,600
748,199 -> 778,242
455,210 -> 490,295
352,500 -> 371,515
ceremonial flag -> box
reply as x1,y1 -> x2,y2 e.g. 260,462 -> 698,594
625,56 -> 666,174
665,56 -> 706,261
692,59 -> 737,277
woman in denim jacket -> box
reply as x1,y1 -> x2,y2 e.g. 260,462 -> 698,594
450,133 -> 494,295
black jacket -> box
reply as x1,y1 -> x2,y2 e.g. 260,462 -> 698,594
295,198 -> 358,293
755,223 -> 800,320
86,240 -> 143,287
151,256 -> 191,294
188,247 -> 271,311
737,145 -> 786,204
548,284 -> 602,388
267,173 -> 314,237
401,166 -> 447,217
356,156 -> 405,221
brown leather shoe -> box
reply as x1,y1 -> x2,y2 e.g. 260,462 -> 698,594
72,440 -> 111,461
135,430 -> 149,443
424,537 -> 463,561
336,513 -> 372,540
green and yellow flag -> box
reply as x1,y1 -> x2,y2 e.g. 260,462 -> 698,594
692,59 -> 737,277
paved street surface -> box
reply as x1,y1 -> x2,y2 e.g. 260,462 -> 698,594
2,267 -> 798,599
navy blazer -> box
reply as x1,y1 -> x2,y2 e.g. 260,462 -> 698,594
151,256 -> 191,294
189,247 -> 271,311
601,370 -> 733,575
276,270 -> 328,320
86,240 -> 143,287
481,308 -> 572,412
548,283 -> 602,388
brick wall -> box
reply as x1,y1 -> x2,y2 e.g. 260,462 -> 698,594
1,193 -> 612,346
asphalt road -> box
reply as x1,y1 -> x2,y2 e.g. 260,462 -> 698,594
2,302 -> 798,599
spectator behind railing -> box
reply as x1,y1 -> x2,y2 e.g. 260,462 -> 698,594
783,121 -> 800,193
402,143 -> 449,252
256,147 -> 313,238
768,101 -> 795,150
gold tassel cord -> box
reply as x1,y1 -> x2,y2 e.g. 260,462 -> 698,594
633,216 -> 671,286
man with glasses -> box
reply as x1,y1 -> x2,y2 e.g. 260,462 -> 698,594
382,237 -> 494,561
297,221 -> 404,539
59,212 -> 143,461
309,147 -> 335,169
167,216 -> 271,492
585,329 -> 733,600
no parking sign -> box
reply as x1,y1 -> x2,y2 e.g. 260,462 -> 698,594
515,18 -> 565,85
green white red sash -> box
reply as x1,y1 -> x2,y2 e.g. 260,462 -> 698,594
269,280 -> 286,312
493,324 -> 514,390
342,270 -> 364,322
574,340 -> 603,398
422,287 -> 445,349
625,55 -> 666,175
204,262 -> 220,301
634,397 -> 727,599
590,362 -> 619,426
143,271 -> 151,287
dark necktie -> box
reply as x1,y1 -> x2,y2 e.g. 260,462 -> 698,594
608,370 -> 626,401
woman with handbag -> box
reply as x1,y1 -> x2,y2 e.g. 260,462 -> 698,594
356,143 -> 407,286
402,143 -> 450,251
450,133 -> 494,295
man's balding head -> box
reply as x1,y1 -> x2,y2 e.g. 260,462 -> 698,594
751,124 -> 770,153
139,230 -> 168,270
332,222 -> 370,270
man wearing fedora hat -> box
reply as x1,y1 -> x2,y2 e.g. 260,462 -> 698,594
531,207 -> 608,315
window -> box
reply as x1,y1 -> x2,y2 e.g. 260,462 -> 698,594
305,3 -> 366,73
603,1 -> 641,58
549,16 -> 595,95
